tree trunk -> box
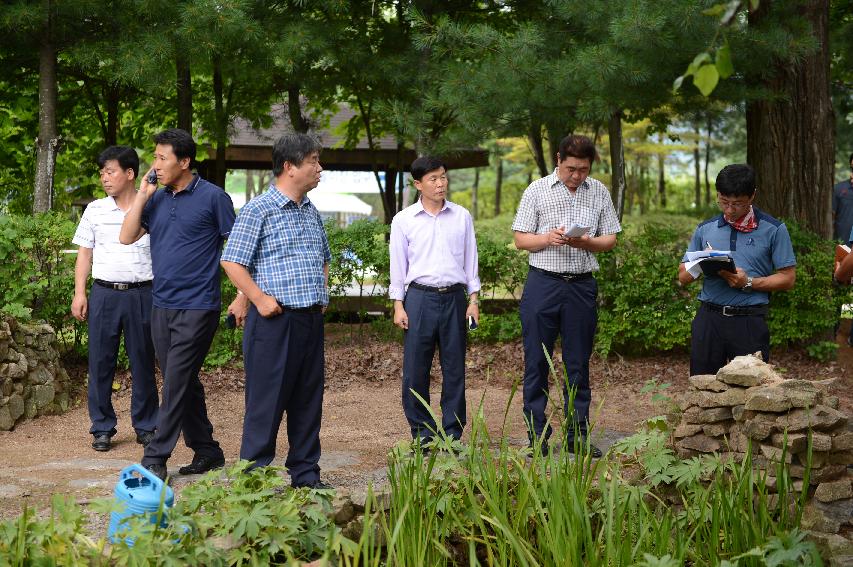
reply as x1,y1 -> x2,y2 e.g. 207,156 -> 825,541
657,152 -> 666,209
704,116 -> 712,206
383,168 -> 397,224
245,169 -> 255,201
105,84 -> 119,145
545,121 -> 564,171
639,165 -> 648,214
608,110 -> 627,222
34,1 -> 58,214
176,52 -> 192,132
694,124 -> 701,208
212,57 -> 227,188
494,159 -> 503,217
471,167 -> 479,220
746,0 -> 833,237
288,86 -> 309,133
528,122 -> 548,177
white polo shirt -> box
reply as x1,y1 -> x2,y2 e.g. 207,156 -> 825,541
72,196 -> 154,283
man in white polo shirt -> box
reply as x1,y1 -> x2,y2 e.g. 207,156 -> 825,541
71,146 -> 159,452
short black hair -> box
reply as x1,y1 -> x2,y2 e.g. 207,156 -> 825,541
848,151 -> 853,163
716,164 -> 756,197
558,135 -> 597,164
411,156 -> 447,181
97,146 -> 140,177
272,133 -> 323,176
153,128 -> 196,164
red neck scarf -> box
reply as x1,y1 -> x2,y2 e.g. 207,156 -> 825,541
726,206 -> 758,233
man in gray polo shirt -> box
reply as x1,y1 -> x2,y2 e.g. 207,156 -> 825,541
678,163 -> 796,375
512,135 -> 621,457
71,146 -> 158,452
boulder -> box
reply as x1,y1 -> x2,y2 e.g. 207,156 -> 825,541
832,432 -> 853,451
814,479 -> 853,503
759,444 -> 792,464
743,417 -> 775,440
744,388 -> 793,413
7,393 -> 23,421
682,406 -> 733,424
676,434 -> 721,453
688,375 -> 729,392
716,355 -> 782,387
702,422 -> 729,437
770,432 -> 808,453
0,405 -> 12,430
673,423 -> 703,438
777,405 -> 847,433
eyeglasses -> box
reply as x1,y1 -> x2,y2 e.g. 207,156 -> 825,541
717,198 -> 751,211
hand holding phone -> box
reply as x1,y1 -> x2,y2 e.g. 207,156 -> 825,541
146,169 -> 158,185
225,313 -> 237,329
468,315 -> 478,331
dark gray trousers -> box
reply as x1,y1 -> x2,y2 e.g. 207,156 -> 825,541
142,308 -> 223,466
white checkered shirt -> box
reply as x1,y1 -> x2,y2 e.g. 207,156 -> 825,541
512,170 -> 621,273
72,196 -> 154,283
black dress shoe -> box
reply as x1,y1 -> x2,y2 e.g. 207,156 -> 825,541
178,454 -> 225,475
565,440 -> 603,459
135,430 -> 155,447
92,433 -> 111,452
145,463 -> 167,481
292,479 -> 334,490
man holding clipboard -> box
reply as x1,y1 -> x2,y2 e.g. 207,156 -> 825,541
678,164 -> 796,375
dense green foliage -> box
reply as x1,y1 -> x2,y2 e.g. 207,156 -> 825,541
0,407 -> 823,565
0,213 -> 82,348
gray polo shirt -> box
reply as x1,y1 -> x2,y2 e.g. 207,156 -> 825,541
682,208 -> 796,306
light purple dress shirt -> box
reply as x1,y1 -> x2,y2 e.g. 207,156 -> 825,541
388,199 -> 481,301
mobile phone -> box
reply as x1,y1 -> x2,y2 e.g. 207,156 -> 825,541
146,170 -> 158,185
225,313 -> 237,329
468,315 -> 478,331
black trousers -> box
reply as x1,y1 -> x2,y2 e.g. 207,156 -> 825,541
87,283 -> 158,435
402,286 -> 467,442
519,269 -> 597,442
690,303 -> 770,376
240,305 -> 325,486
142,308 -> 223,466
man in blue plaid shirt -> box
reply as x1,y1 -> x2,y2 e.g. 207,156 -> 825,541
222,133 -> 331,489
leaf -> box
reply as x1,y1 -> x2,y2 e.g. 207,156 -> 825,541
686,51 -> 712,75
716,43 -> 734,78
693,63 -> 720,96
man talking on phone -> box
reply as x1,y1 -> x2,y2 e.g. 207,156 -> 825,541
389,156 -> 480,448
512,135 -> 620,458
120,128 -> 235,481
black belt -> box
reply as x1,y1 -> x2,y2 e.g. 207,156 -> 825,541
94,279 -> 152,290
702,302 -> 768,317
529,266 -> 593,282
408,282 -> 466,293
276,302 -> 323,313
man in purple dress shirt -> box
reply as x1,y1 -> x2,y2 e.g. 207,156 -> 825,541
389,156 -> 481,446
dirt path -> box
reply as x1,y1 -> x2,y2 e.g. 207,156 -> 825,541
0,324 -> 849,523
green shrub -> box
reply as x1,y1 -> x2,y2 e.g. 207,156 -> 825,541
596,222 -> 696,355
471,311 -> 522,343
0,213 -> 83,351
325,219 -> 390,299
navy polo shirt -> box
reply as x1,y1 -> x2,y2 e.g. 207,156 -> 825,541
682,207 -> 796,307
141,175 -> 236,310
833,180 -> 853,243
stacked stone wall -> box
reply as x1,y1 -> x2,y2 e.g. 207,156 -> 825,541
674,354 -> 851,566
0,318 -> 72,430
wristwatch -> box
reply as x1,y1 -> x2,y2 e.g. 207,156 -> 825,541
741,276 -> 753,292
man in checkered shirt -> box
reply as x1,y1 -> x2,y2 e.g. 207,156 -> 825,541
222,133 -> 332,489
512,135 -> 621,458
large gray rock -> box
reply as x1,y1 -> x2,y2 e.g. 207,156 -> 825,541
777,405 -> 847,432
682,406 -> 732,424
759,444 -> 792,464
743,416 -> 776,440
716,355 -> 782,387
744,388 -> 794,413
7,393 -> 23,421
27,365 -> 51,385
31,384 -> 54,409
702,422 -> 730,437
770,432 -> 808,453
832,432 -> 853,451
0,405 -> 13,430
673,423 -> 703,438
814,479 -> 853,503
688,375 -> 729,392
676,434 -> 721,453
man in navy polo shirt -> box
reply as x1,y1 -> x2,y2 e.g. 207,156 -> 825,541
120,128 -> 236,481
678,163 -> 796,376
221,133 -> 331,489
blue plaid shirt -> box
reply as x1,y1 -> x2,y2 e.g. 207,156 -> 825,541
221,186 -> 331,307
